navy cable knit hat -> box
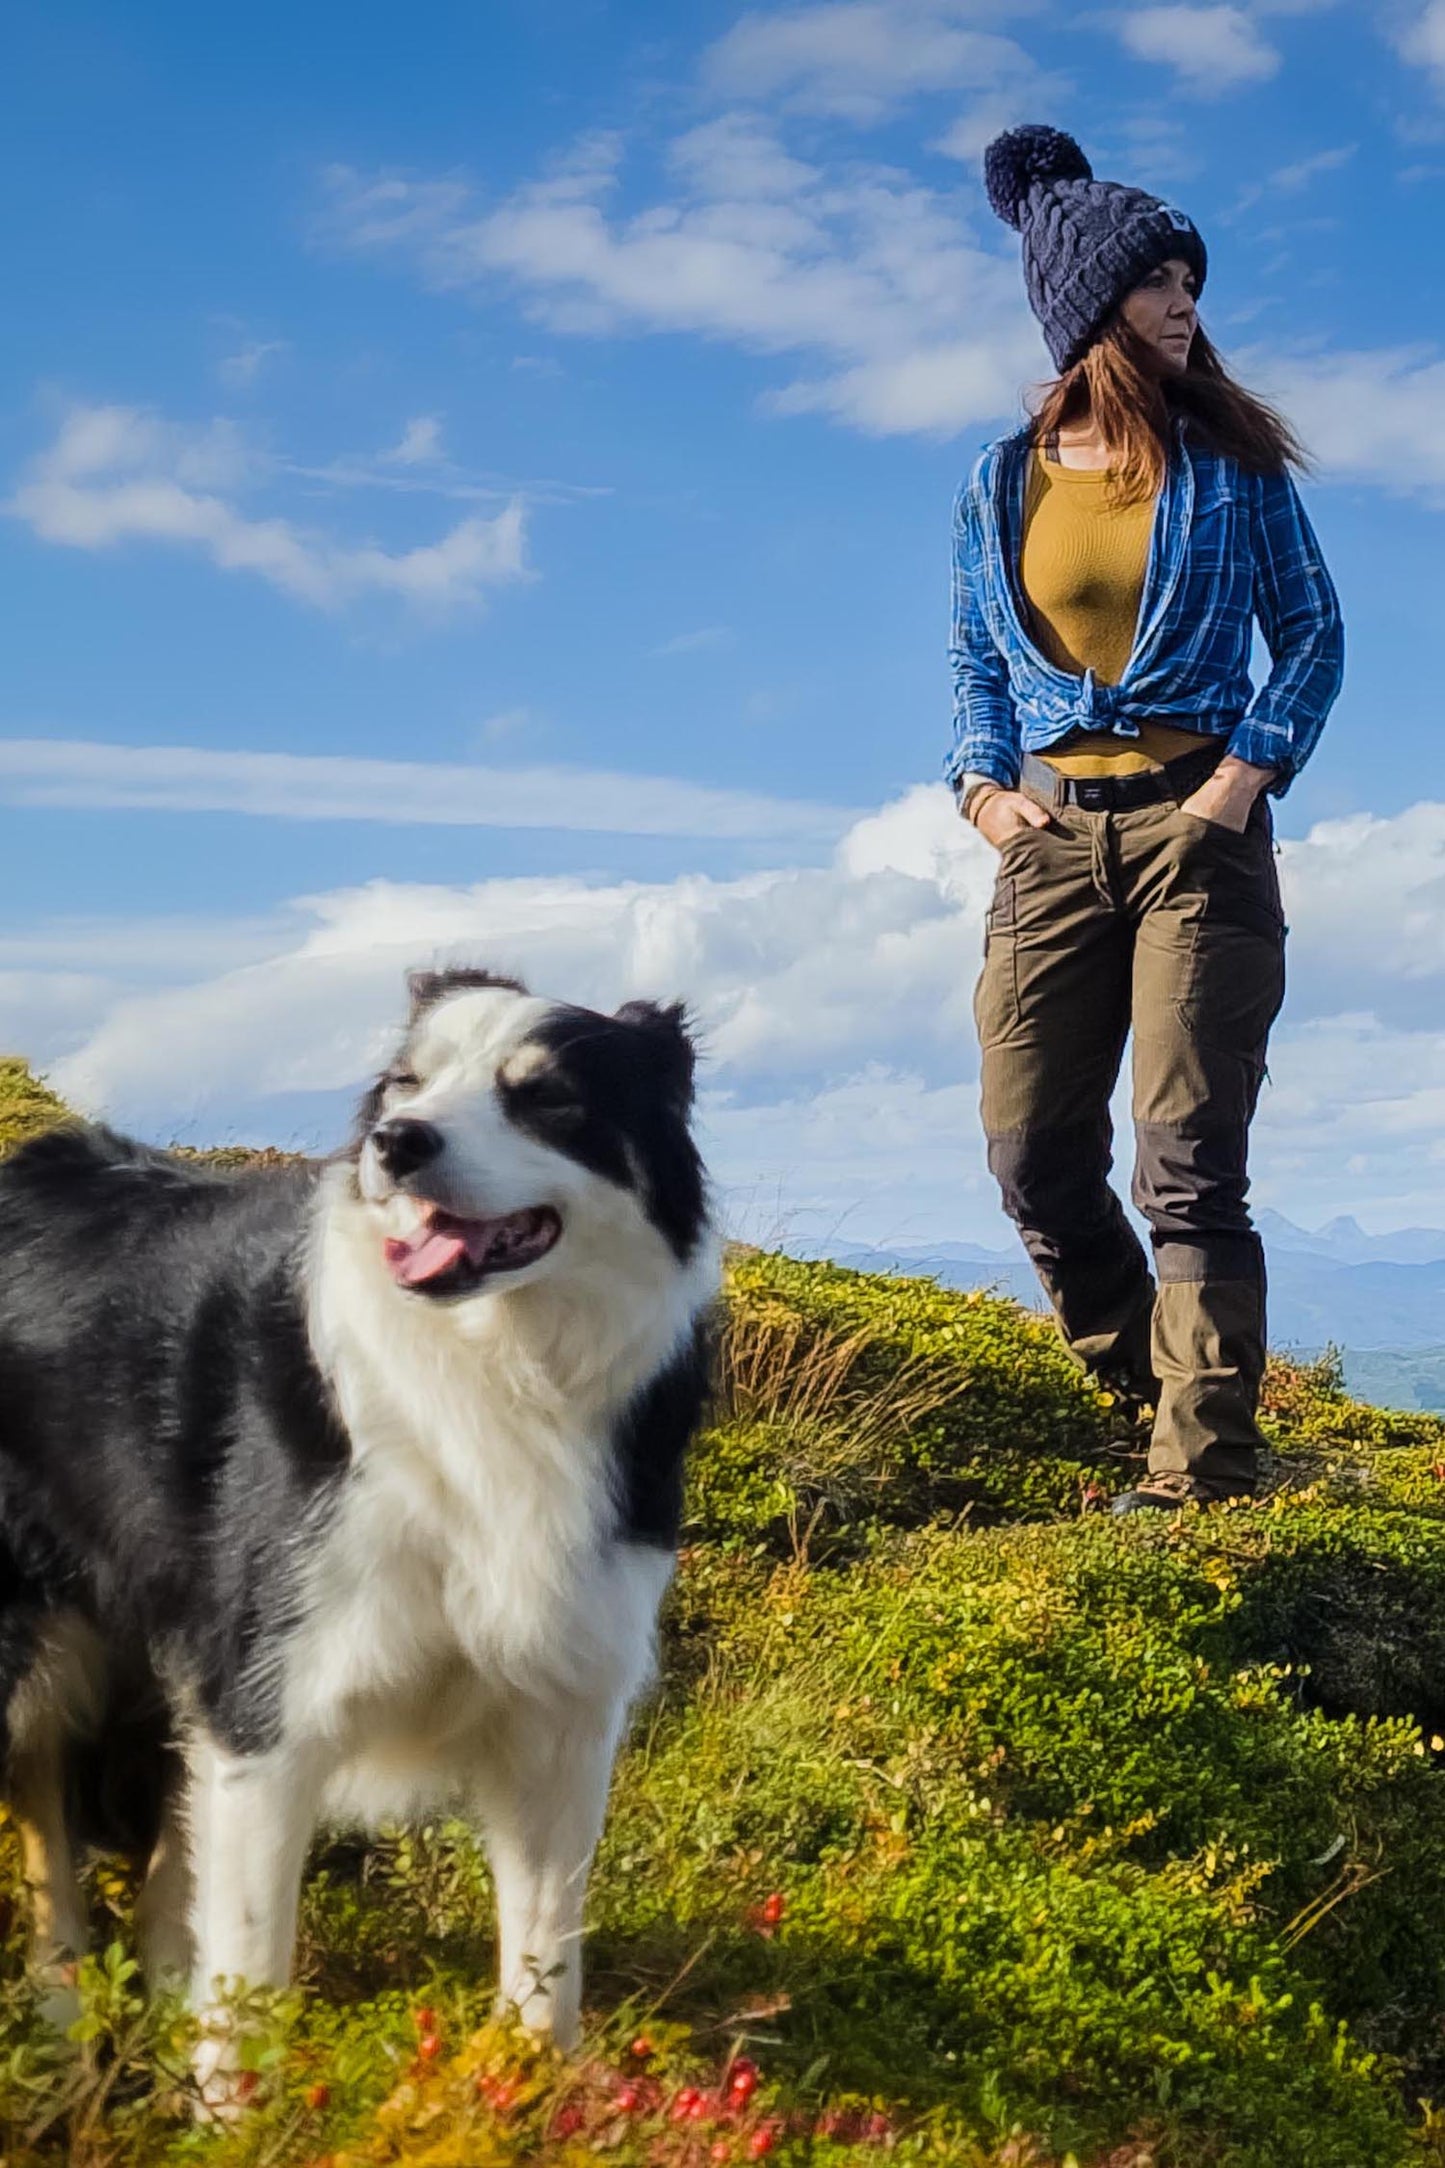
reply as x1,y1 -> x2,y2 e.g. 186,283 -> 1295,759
983,125 -> 1207,373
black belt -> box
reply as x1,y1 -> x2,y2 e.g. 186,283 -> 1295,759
1020,741 -> 1225,813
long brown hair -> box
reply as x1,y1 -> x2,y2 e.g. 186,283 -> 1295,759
1030,318 -> 1307,504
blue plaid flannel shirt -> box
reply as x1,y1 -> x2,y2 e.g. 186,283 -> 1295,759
946,423 -> 1344,796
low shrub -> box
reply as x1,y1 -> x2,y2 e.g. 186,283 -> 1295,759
3,1067 -> 1445,2162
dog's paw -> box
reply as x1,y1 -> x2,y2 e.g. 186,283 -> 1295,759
191,2021 -> 262,2123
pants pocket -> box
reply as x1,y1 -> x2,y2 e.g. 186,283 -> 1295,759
974,874 -> 1019,1048
1178,896 -> 1285,1056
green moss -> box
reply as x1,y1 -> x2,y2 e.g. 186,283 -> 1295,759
3,1122 -> 1445,2162
0,1056 -> 69,1156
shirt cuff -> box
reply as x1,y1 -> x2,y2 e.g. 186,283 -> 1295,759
947,751 -> 1019,796
956,771 -> 1005,820
1225,719 -> 1291,792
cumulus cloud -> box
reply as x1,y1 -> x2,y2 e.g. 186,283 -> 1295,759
0,737 -> 854,843
6,404 -> 529,613
318,117 -> 1041,439
1252,346 -> 1445,498
700,1 -> 1044,124
1114,6 -> 1280,92
22,787 -> 1445,1239
314,59 -> 1445,478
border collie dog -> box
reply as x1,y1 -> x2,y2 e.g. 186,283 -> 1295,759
0,969 -> 717,2103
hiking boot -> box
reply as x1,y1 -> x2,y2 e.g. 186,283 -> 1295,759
1111,1471 -> 1254,1517
1111,1486 -> 1185,1518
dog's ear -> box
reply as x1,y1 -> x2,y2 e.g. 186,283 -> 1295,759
615,999 -> 697,1106
407,966 -> 528,1021
407,970 -> 450,1022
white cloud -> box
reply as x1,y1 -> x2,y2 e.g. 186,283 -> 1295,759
0,737 -> 855,842
39,785 -> 991,1123
1228,141 -> 1356,217
382,415 -> 445,465
319,119 -> 1041,439
701,2 -> 1044,124
6,404 -> 529,613
1115,6 -> 1280,91
1269,142 -> 1357,190
651,626 -> 735,657
1254,346 -> 1445,497
1398,1 -> 1445,93
217,337 -> 287,389
21,788 -> 1445,1239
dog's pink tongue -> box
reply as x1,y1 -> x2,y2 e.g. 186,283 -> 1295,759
383,1225 -> 469,1287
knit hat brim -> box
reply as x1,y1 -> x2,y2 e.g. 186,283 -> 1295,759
1049,208 -> 1208,372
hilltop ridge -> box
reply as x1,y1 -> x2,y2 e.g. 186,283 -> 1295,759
4,1062 -> 1445,2163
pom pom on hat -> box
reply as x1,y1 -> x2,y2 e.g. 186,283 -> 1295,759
983,124 -> 1092,229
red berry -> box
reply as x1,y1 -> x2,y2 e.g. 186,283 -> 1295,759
748,2126 -> 780,2159
304,2082 -> 331,2112
413,2004 -> 437,2032
630,2035 -> 654,2060
235,2070 -> 260,2103
417,2032 -> 442,2063
728,2059 -> 760,2104
711,2144 -> 733,2163
760,1892 -> 785,1925
614,2082 -> 643,2114
671,2086 -> 703,2121
553,2103 -> 585,2137
865,2109 -> 893,2143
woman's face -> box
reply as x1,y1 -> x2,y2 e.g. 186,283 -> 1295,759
1119,257 -> 1198,375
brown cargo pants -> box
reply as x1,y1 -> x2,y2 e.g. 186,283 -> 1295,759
975,785 -> 1286,1499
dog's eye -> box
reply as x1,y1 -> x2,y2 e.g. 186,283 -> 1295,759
508,1072 -> 577,1115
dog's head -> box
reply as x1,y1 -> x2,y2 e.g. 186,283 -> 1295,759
353,969 -> 706,1301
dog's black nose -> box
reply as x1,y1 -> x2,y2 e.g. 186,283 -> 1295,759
371,1118 -> 444,1178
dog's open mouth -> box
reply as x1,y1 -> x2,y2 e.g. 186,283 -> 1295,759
382,1204 -> 562,1295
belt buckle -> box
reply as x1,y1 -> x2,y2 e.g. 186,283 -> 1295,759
1076,779 -> 1108,811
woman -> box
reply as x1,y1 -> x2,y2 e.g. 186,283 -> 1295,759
948,126 -> 1343,1514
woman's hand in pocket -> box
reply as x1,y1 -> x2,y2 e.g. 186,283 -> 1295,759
972,789 -> 1052,852
1179,755 -> 1275,835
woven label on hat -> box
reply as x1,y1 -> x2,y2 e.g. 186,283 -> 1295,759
1162,206 -> 1193,231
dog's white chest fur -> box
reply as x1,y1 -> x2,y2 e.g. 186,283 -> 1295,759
289,1185 -> 696,1823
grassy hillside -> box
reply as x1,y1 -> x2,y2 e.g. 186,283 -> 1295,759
6,1063 -> 1445,2164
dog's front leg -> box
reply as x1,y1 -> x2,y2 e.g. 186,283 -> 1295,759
473,1692 -> 627,2052
184,1732 -> 325,2117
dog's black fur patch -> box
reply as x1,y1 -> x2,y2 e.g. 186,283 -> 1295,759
0,1127 -> 349,1770
501,1003 -> 706,1262
611,1314 -> 715,1548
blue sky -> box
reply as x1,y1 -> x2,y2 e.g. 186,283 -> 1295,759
5,0 -> 1445,1249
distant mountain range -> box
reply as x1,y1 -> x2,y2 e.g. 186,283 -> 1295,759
806,1211 -> 1445,1415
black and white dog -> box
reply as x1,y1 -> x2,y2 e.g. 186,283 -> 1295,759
0,968 -> 717,2103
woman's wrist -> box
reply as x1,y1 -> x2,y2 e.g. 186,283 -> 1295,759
1213,755 -> 1275,800
959,776 -> 1002,824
